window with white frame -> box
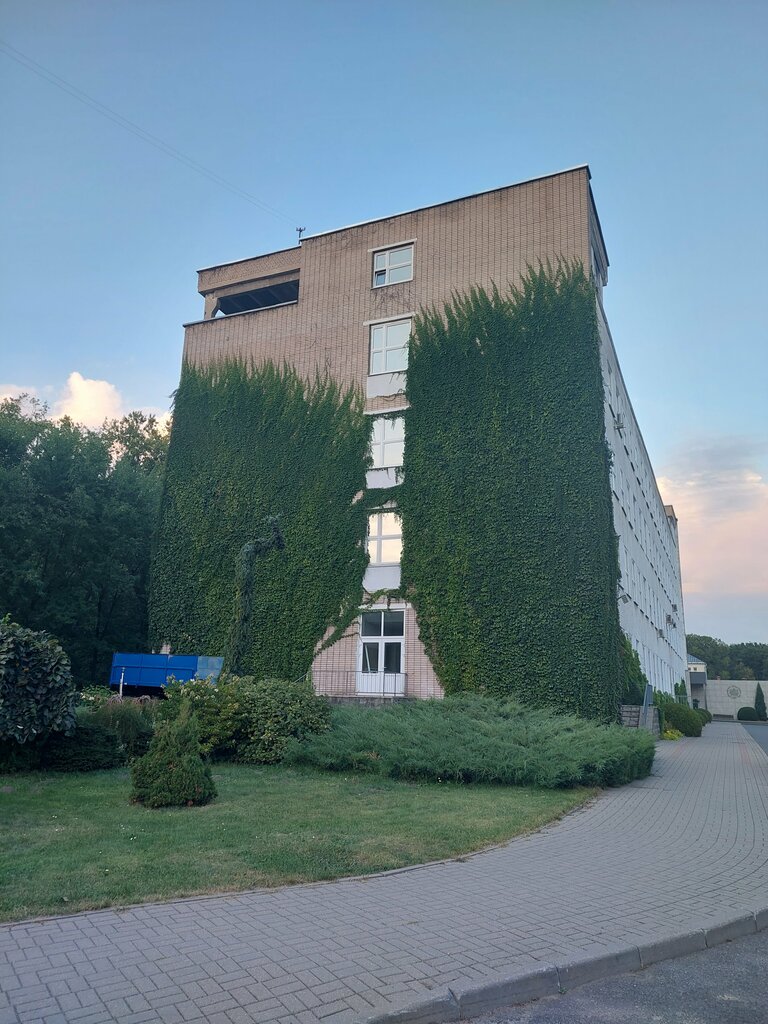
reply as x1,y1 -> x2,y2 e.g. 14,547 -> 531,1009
373,245 -> 413,287
359,609 -> 404,674
370,416 -> 405,469
367,510 -> 402,564
370,319 -> 410,375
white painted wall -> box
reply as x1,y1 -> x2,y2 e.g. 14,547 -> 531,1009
596,302 -> 686,694
705,679 -> 767,719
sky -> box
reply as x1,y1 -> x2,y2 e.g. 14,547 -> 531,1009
1,0 -> 766,643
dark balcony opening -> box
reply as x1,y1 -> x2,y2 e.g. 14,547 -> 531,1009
216,279 -> 299,316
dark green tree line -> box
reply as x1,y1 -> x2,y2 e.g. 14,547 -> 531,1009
686,634 -> 768,680
0,396 -> 168,685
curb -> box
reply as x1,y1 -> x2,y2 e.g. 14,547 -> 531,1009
362,907 -> 768,1023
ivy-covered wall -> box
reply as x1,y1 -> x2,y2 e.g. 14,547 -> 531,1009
398,265 -> 621,720
149,362 -> 369,678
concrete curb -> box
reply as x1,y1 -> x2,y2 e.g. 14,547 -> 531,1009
363,907 -> 768,1023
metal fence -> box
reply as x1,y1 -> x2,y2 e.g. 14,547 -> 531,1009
312,670 -> 408,699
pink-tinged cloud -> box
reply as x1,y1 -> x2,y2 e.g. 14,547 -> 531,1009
657,437 -> 768,599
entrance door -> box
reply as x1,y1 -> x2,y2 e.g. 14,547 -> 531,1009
357,609 -> 405,696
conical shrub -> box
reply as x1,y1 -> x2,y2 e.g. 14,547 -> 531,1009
130,703 -> 216,808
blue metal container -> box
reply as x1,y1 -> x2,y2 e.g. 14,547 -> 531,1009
109,653 -> 224,689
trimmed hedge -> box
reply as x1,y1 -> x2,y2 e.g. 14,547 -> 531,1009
663,702 -> 703,737
41,716 -> 125,772
737,706 -> 759,721
286,695 -> 655,788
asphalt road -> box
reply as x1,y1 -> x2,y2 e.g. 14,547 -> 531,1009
741,720 -> 768,755
469,929 -> 768,1024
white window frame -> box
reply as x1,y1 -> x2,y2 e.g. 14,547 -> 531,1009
369,318 -> 410,376
372,244 -> 414,288
367,510 -> 402,565
370,416 -> 405,469
358,608 -> 405,675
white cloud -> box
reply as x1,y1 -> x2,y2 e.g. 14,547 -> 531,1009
0,383 -> 39,401
657,437 -> 768,599
53,372 -> 125,428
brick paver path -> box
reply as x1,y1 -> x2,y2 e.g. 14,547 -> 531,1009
2,723 -> 767,1024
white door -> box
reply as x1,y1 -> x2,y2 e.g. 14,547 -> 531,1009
357,609 -> 405,696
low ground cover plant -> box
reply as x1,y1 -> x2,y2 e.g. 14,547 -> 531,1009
662,728 -> 684,740
131,704 -> 216,808
286,695 -> 655,788
159,674 -> 330,762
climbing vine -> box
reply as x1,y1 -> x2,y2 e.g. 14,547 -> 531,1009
149,362 -> 369,678
398,264 -> 621,720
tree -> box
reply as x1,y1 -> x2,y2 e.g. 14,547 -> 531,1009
755,682 -> 767,722
686,634 -> 768,680
0,397 -> 169,685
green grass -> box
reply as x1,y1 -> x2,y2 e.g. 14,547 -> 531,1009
0,764 -> 594,922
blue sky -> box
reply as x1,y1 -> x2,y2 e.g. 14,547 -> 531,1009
1,1 -> 766,642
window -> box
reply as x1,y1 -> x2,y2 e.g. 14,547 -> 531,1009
360,609 -> 404,675
370,319 -> 410,375
370,416 -> 405,468
367,511 -> 402,564
215,279 -> 299,315
373,245 -> 413,287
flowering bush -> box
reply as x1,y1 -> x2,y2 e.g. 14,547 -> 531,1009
662,728 -> 684,741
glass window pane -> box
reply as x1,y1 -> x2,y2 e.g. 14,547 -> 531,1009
379,512 -> 400,534
383,440 -> 404,466
367,537 -> 378,561
388,264 -> 411,284
362,643 -> 379,672
370,350 -> 384,374
371,326 -> 384,350
385,346 -> 408,372
389,246 -> 412,266
361,612 -> 382,636
374,252 -> 387,270
379,537 -> 402,562
383,417 -> 404,441
383,643 -> 401,673
382,611 -> 404,636
374,269 -> 386,286
385,320 -> 411,347
371,418 -> 384,442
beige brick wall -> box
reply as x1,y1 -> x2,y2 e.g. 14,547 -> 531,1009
181,168 -> 593,699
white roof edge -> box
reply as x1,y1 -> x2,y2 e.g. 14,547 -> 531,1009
197,245 -> 301,275
301,165 -> 591,241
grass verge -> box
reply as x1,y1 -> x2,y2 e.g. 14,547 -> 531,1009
0,764 -> 593,922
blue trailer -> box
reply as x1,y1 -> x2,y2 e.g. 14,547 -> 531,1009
109,653 -> 224,691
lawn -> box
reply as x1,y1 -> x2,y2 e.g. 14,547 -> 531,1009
0,764 -> 594,922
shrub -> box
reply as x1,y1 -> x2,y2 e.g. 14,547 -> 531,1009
737,706 -> 759,721
755,683 -> 767,722
88,698 -> 158,757
286,695 -> 655,789
694,708 -> 712,725
41,713 -> 125,772
131,704 -> 216,808
160,674 -> 331,762
0,617 -> 77,745
79,686 -> 114,708
662,728 -> 684,740
663,702 -> 702,737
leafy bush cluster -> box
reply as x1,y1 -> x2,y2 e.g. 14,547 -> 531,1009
159,675 -> 331,763
286,695 -> 655,788
41,712 -> 125,772
0,617 -> 77,745
131,704 -> 216,808
737,706 -> 758,721
662,700 -> 703,737
662,728 -> 684,741
88,698 -> 158,757
695,707 -> 713,725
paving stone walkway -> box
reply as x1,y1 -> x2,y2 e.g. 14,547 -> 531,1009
2,723 -> 767,1024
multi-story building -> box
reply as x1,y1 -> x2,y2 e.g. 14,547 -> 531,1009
181,165 -> 685,699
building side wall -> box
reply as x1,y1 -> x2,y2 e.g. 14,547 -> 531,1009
597,303 -> 686,693
704,679 -> 766,719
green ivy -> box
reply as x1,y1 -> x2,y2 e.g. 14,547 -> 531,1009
149,362 -> 369,678
398,265 -> 621,720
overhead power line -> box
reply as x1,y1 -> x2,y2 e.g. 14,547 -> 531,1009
0,38 -> 297,225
